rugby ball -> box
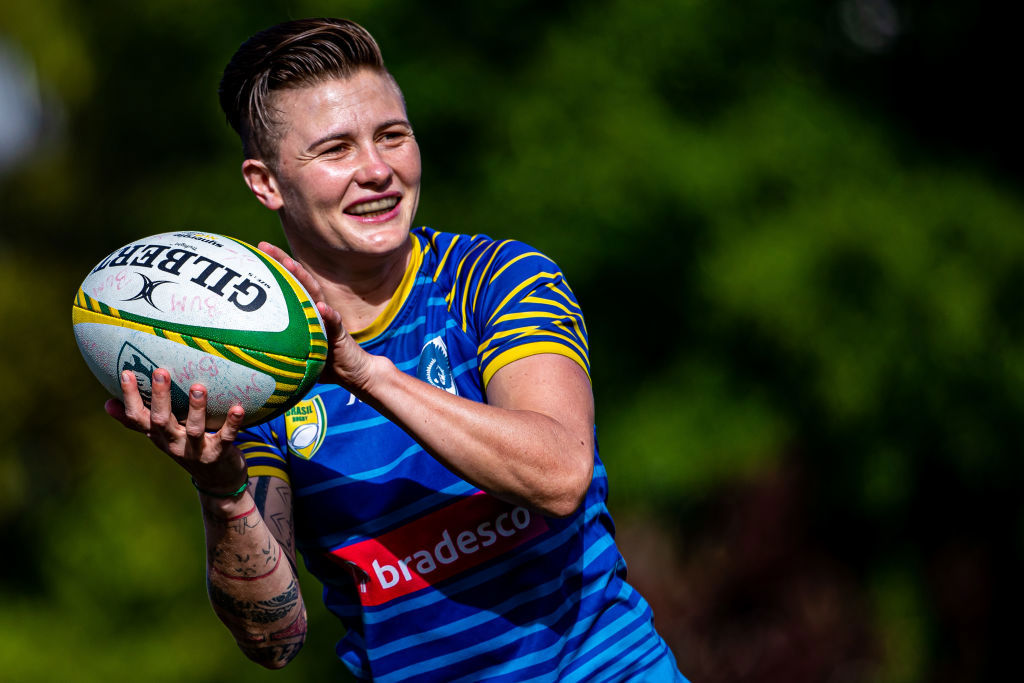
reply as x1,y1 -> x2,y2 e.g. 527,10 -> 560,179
72,230 -> 328,428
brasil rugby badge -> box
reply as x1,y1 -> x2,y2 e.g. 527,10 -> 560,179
285,394 -> 327,460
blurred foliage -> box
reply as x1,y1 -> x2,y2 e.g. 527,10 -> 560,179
2,0 -> 1022,681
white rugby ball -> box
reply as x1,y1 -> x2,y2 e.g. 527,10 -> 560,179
72,231 -> 328,428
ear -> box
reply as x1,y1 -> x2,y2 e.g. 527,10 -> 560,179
242,159 -> 284,211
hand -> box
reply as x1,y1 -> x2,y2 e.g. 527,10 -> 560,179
258,241 -> 379,395
105,368 -> 248,493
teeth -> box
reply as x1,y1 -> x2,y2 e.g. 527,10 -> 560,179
347,197 -> 399,216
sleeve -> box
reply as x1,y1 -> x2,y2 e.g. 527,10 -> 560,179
464,239 -> 590,387
236,420 -> 291,485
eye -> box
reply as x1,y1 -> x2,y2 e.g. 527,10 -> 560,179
318,141 -> 352,157
379,129 -> 412,146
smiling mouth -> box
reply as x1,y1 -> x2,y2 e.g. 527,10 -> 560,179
346,196 -> 399,218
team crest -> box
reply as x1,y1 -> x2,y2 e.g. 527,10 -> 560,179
116,341 -> 188,414
285,394 -> 327,460
418,336 -> 457,395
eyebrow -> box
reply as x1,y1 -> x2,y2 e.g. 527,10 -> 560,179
305,118 -> 413,153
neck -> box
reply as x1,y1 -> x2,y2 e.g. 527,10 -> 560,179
294,237 -> 413,334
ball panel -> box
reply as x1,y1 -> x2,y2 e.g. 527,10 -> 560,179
82,231 -> 290,330
73,310 -> 324,427
80,232 -> 323,358
73,320 -> 279,423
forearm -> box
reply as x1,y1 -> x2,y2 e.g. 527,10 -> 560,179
357,355 -> 594,517
200,491 -> 306,669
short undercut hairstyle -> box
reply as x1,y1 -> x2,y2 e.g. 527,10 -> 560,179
219,18 -> 388,161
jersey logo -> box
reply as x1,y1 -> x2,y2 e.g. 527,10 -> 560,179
284,394 -> 327,460
328,492 -> 549,606
418,336 -> 457,395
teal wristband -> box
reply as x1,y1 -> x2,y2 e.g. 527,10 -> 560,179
191,477 -> 249,498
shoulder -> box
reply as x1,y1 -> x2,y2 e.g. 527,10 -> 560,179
411,227 -> 560,288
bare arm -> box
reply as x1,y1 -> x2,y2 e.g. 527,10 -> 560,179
105,370 -> 306,668
262,243 -> 595,518
201,475 -> 306,668
357,351 -> 595,517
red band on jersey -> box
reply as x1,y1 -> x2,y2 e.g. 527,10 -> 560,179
328,492 -> 549,606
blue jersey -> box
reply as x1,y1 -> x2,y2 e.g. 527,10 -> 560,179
239,228 -> 684,681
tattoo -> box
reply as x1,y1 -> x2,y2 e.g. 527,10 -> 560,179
275,482 -> 292,510
252,478 -> 295,550
238,611 -> 306,645
272,611 -> 307,640
212,535 -> 282,580
207,577 -> 300,624
237,641 -> 303,666
202,504 -> 260,536
269,512 -> 293,546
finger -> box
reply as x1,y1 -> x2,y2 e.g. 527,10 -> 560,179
217,404 -> 246,444
104,398 -> 143,432
148,368 -> 176,434
118,370 -> 151,431
258,240 -> 286,261
184,384 -> 208,455
294,266 -> 324,301
317,301 -> 345,339
260,241 -> 325,300
258,241 -> 302,280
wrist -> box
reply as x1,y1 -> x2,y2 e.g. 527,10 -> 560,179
341,353 -> 393,403
191,476 -> 250,499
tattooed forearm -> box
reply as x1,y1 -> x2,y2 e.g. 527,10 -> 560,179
207,577 -> 300,624
271,611 -> 307,640
237,640 -> 303,666
211,534 -> 282,580
241,611 -> 307,643
269,511 -> 295,551
202,503 -> 261,536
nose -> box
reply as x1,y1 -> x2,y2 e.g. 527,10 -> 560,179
354,144 -> 393,187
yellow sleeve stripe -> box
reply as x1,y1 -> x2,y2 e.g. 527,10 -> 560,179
246,465 -> 291,485
485,272 -> 562,327
493,309 -> 588,352
471,241 -> 509,316
487,251 -> 548,286
236,440 -> 270,451
433,233 -> 461,283
479,327 -> 589,366
543,281 -> 582,309
520,292 -> 583,318
243,449 -> 288,465
481,342 -> 591,387
459,241 -> 492,332
493,311 -> 570,323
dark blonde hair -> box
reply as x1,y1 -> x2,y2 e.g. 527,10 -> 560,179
218,18 -> 388,161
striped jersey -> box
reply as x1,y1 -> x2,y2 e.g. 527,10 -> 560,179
238,227 -> 683,681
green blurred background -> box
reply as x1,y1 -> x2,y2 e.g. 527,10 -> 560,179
2,1 -> 1021,681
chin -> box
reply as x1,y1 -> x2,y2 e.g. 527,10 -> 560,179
353,225 -> 411,254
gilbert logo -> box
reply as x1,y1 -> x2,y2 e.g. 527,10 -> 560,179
90,233 -> 269,312
122,272 -> 173,310
285,394 -> 327,460
329,493 -> 548,606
